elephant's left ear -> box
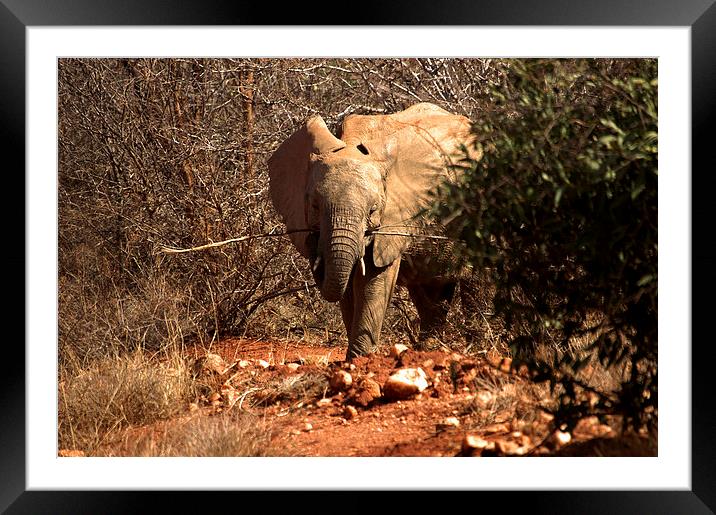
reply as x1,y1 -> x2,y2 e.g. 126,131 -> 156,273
268,115 -> 346,258
344,103 -> 480,267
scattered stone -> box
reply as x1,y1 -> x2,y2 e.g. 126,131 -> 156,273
587,391 -> 600,408
352,377 -> 382,407
499,357 -> 513,373
188,402 -> 199,412
316,397 -> 332,407
208,392 -> 221,402
462,434 -> 490,450
221,386 -> 240,408
383,368 -> 429,400
495,439 -> 528,456
433,357 -> 448,370
286,363 -> 301,372
546,430 -> 572,449
595,424 -> 613,436
59,449 -> 85,457
238,359 -> 251,368
436,416 -> 461,431
257,359 -> 270,369
421,359 -> 435,369
482,422 -> 510,435
330,370 -> 353,391
516,434 -> 532,448
389,343 -> 409,359
202,353 -> 227,374
349,363 -> 356,371
461,435 -> 494,456
302,422 -> 313,432
343,405 -> 359,420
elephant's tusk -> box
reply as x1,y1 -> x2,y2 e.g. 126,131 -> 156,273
360,257 -> 366,276
312,255 -> 322,273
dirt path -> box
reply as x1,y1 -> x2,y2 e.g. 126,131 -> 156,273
182,338 -> 634,457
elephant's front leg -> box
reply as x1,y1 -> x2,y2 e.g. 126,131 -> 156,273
345,256 -> 401,359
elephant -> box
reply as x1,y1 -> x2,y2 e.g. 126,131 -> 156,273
268,102 -> 482,359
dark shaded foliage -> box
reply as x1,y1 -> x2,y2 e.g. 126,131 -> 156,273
431,59 -> 657,432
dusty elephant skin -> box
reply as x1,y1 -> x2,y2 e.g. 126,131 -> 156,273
268,102 -> 482,359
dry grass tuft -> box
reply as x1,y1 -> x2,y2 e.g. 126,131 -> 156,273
117,412 -> 284,457
251,372 -> 329,407
59,352 -> 196,454
461,367 -> 546,429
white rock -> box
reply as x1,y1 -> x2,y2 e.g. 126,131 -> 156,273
555,430 -> 572,445
302,422 -> 313,432
286,363 -> 301,372
330,370 -> 353,391
238,359 -> 251,368
316,397 -> 332,407
437,416 -> 461,431
383,368 -> 429,399
462,434 -> 490,451
257,359 -> 270,369
389,343 -> 409,359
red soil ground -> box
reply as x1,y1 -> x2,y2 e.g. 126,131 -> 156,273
166,338 -> 655,457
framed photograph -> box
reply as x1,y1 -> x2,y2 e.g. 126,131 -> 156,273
10,0 -> 715,512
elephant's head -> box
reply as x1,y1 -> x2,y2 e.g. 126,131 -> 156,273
268,102 -> 479,302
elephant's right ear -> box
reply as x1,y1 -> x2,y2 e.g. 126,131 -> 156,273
268,115 -> 346,258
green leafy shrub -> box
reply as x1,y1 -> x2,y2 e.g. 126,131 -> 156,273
431,59 -> 657,432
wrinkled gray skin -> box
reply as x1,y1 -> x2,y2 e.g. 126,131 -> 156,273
268,103 -> 480,359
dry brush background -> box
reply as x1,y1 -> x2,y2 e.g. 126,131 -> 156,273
59,58 -> 510,366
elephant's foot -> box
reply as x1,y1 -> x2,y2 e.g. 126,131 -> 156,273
346,332 -> 380,360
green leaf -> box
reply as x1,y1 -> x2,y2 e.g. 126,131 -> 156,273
637,274 -> 654,287
554,187 -> 563,208
600,118 -> 625,135
631,182 -> 646,200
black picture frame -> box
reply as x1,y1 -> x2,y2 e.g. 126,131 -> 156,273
7,0 -> 715,512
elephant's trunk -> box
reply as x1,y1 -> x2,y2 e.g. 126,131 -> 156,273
320,209 -> 363,303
